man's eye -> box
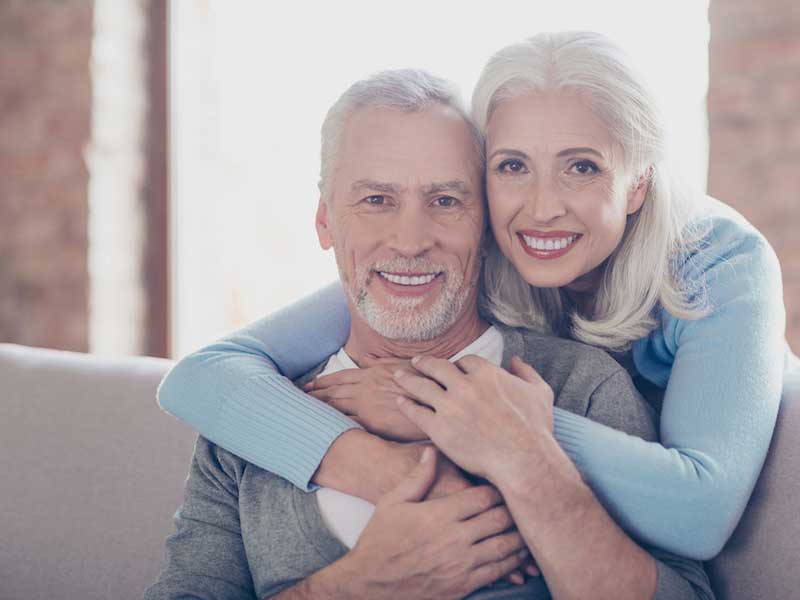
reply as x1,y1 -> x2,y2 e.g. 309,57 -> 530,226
363,195 -> 386,205
570,160 -> 599,175
433,196 -> 458,208
497,159 -> 526,174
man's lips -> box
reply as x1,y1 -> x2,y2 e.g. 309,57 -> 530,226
517,230 -> 582,259
374,271 -> 443,296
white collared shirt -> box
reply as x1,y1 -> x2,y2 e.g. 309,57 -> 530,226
315,326 -> 504,549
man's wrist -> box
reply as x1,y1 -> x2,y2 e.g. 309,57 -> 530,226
302,554 -> 364,599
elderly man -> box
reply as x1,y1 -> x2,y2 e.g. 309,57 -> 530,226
146,70 -> 711,600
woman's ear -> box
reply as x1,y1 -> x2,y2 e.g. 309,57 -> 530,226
315,198 -> 334,249
626,166 -> 652,215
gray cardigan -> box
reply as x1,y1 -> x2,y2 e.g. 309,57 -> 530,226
145,327 -> 714,600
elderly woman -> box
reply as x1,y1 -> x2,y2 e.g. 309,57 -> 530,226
159,29 -> 785,583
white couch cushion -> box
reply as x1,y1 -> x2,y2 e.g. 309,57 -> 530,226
0,344 -> 195,600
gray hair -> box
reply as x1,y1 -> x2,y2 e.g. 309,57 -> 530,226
318,69 -> 484,198
473,31 -> 708,351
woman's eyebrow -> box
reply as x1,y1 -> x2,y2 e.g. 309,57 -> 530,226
556,147 -> 604,159
488,148 -> 530,161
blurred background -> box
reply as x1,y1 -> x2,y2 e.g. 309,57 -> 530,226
0,0 -> 797,359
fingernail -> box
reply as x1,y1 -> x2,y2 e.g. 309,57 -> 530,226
526,565 -> 539,576
420,447 -> 431,463
393,369 -> 405,378
510,573 -> 524,585
395,396 -> 407,407
411,355 -> 421,364
518,549 -> 529,559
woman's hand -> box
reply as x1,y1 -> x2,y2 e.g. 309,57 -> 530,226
304,357 -> 429,442
394,355 -> 555,483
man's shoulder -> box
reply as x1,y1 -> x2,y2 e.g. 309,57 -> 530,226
499,326 -> 656,439
191,435 -> 286,487
502,325 -> 625,389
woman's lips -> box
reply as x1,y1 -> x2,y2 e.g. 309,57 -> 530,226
517,231 -> 582,260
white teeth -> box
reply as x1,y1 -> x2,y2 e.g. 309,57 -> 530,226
522,234 -> 578,252
380,272 -> 437,286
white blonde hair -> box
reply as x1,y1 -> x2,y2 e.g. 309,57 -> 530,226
473,31 -> 708,351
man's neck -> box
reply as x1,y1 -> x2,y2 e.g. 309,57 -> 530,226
343,308 -> 490,365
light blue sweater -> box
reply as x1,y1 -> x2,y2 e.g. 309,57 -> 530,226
158,206 -> 786,561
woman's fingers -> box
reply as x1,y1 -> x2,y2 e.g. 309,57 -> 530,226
410,355 -> 467,389
508,355 -> 545,385
304,368 -> 362,391
395,396 -> 436,433
393,370 -> 446,408
454,354 -> 493,375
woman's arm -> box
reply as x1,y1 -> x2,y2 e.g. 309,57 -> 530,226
158,282 -> 362,491
552,218 -> 785,560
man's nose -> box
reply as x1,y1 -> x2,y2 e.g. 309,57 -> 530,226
386,206 -> 435,256
526,178 -> 568,224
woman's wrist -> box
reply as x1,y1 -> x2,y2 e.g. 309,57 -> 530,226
311,429 -> 422,503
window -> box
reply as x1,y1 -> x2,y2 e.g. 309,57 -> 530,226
170,1 -> 710,357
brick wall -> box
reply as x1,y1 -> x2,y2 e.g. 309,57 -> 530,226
0,1 -> 93,351
708,0 -> 800,352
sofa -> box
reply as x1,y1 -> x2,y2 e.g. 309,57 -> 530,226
1,343 -> 798,600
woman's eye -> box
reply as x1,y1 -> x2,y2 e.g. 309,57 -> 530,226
363,195 -> 386,205
570,160 -> 599,175
497,159 -> 527,174
433,196 -> 458,208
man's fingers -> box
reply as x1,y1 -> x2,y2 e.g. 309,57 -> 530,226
461,505 -> 514,543
508,355 -> 545,385
471,531 -> 526,566
392,371 -> 445,408
380,446 -> 437,505
410,355 -> 465,389
429,484 -> 504,521
467,547 -> 529,592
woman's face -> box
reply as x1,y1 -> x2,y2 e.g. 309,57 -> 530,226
485,91 -> 647,292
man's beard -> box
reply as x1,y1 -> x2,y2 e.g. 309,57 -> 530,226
339,255 -> 479,343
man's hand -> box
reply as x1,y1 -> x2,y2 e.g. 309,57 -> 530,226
304,357 -> 428,442
330,448 -> 530,600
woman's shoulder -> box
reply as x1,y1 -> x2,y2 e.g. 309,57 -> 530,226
681,196 -> 778,277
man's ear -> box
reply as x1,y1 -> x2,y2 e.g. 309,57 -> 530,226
315,197 -> 334,249
626,166 -> 651,215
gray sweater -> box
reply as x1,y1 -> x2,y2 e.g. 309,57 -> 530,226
145,327 -> 714,600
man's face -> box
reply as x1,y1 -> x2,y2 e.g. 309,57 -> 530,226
316,104 -> 486,342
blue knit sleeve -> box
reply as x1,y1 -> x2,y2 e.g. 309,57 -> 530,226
157,281 -> 356,491
552,212 -> 785,560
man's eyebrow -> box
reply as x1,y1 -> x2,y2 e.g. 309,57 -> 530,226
422,180 -> 472,195
556,147 -> 605,159
351,179 -> 404,194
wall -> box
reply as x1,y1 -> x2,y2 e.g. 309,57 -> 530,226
708,0 -> 800,351
0,1 -> 93,351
